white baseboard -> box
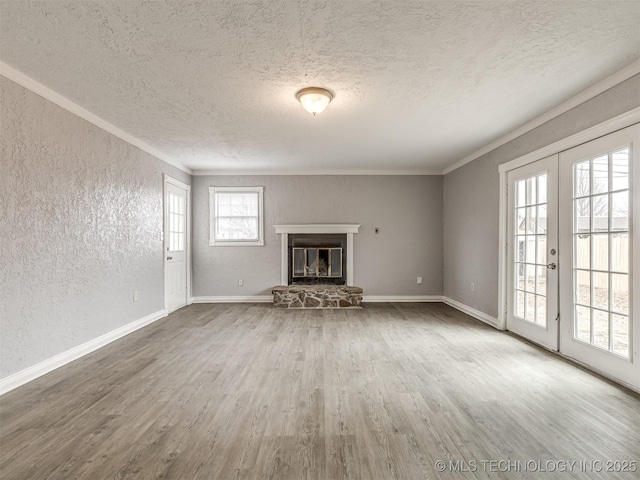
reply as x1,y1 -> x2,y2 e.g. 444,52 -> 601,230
362,295 -> 443,303
442,296 -> 500,329
191,295 -> 273,303
0,308 -> 167,396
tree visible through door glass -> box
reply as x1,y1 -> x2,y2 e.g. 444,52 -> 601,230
572,148 -> 630,357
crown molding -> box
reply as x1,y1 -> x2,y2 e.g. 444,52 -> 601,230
498,107 -> 640,173
442,59 -> 640,175
192,168 -> 441,176
4,57 -> 637,179
0,61 -> 192,175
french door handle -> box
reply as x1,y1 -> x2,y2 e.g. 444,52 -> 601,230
546,263 -> 556,270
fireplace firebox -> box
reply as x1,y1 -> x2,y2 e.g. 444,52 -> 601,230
288,233 -> 347,285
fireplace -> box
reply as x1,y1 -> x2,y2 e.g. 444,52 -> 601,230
288,233 -> 347,285
274,224 -> 360,286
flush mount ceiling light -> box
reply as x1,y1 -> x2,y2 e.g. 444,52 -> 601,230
296,87 -> 333,116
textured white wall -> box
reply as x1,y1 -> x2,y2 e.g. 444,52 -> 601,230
443,74 -> 640,318
0,77 -> 190,378
193,175 -> 443,297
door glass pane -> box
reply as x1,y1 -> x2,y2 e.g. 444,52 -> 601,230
513,171 -> 549,326
592,272 -> 608,310
575,235 -> 590,269
592,310 -> 609,349
592,234 -> 608,271
611,191 -> 629,231
538,174 -> 548,204
516,208 -> 526,233
575,270 -> 591,307
526,237 -> 536,263
574,161 -> 590,197
575,305 -> 591,342
168,192 -> 185,252
537,205 -> 547,233
536,235 -> 547,264
592,155 -> 608,194
611,274 -> 628,315
516,263 -> 524,290
591,194 -> 608,232
526,177 -> 536,205
611,149 -> 628,191
525,265 -> 535,292
516,180 -> 526,207
516,236 -> 525,262
526,207 -> 536,234
574,197 -> 590,233
571,148 -> 630,357
525,293 -> 536,322
611,233 -> 629,273
611,314 -> 629,356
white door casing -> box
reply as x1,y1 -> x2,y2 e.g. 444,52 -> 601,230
164,176 -> 191,313
507,155 -> 559,351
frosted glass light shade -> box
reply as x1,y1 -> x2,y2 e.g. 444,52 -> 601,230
296,87 -> 333,116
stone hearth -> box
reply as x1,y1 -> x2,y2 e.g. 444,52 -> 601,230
272,285 -> 363,309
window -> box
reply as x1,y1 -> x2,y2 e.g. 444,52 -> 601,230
209,186 -> 264,246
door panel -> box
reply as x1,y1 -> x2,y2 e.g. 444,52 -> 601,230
559,125 -> 640,389
165,182 -> 187,313
507,155 -> 559,350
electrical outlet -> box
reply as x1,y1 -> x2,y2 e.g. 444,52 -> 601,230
417,276 -> 423,285
238,279 -> 244,286
471,282 -> 475,291
133,290 -> 139,302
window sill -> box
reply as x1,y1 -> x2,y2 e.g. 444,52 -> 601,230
210,240 -> 264,247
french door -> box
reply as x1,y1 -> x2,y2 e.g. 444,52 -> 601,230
559,125 -> 639,388
507,124 -> 639,389
507,155 -> 559,351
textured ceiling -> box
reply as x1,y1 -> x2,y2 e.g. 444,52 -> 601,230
1,1 -> 639,173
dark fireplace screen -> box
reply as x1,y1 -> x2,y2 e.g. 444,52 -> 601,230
293,248 -> 342,279
288,233 -> 347,285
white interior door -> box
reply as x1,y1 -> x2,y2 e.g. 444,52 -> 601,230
165,180 -> 188,313
559,125 -> 640,389
507,155 -> 559,350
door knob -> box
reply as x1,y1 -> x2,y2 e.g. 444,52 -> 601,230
167,256 -> 173,260
547,263 -> 556,270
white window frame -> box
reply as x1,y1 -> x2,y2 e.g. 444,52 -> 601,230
209,186 -> 264,247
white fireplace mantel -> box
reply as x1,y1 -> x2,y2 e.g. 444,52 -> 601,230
273,224 -> 360,286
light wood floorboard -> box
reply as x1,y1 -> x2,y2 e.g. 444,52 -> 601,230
1,303 -> 639,479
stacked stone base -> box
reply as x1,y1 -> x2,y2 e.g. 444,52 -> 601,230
272,285 -> 363,309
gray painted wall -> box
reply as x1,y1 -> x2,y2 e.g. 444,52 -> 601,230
193,175 -> 443,297
0,77 -> 191,378
443,74 -> 640,319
